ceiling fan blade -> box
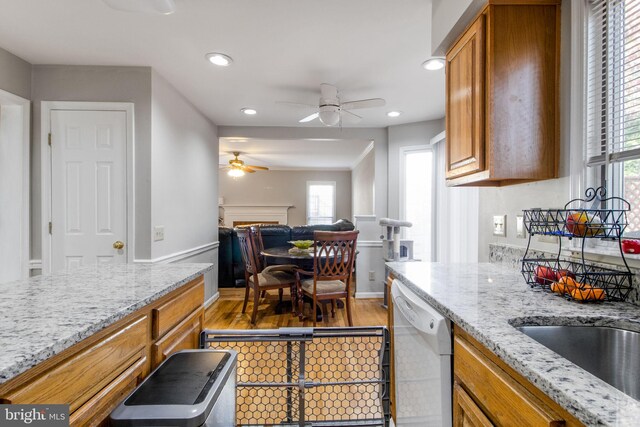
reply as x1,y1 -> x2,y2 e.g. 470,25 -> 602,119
241,166 -> 257,173
246,165 -> 269,170
341,98 -> 386,110
341,109 -> 362,124
299,112 -> 319,123
276,101 -> 317,109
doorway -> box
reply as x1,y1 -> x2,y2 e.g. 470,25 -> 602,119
399,146 -> 435,262
42,102 -> 134,273
0,89 -> 30,283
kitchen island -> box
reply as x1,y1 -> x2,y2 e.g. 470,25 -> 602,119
387,261 -> 640,427
0,262 -> 212,425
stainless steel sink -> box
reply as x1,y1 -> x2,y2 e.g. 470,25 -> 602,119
517,325 -> 640,400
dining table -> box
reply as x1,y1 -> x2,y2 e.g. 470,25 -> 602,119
261,245 -> 352,316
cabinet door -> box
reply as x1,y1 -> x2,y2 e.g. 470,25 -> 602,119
453,382 -> 494,427
446,15 -> 485,179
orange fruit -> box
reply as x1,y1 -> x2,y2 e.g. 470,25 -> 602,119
570,287 -> 605,301
558,276 -> 578,291
550,282 -> 566,294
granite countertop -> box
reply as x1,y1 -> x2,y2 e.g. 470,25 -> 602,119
0,263 -> 213,385
386,261 -> 640,427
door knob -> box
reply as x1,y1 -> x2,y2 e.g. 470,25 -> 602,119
113,241 -> 125,250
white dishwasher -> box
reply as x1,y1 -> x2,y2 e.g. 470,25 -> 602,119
392,278 -> 452,427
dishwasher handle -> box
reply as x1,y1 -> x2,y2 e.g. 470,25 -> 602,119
391,279 -> 447,337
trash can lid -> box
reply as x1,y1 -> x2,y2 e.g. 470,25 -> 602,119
110,349 -> 237,426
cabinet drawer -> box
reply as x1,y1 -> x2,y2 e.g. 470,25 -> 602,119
69,353 -> 146,427
152,278 -> 204,339
152,307 -> 202,368
454,336 -> 564,427
6,316 -> 147,413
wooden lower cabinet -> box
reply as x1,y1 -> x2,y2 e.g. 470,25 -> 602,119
453,326 -> 583,427
453,382 -> 494,427
0,276 -> 205,427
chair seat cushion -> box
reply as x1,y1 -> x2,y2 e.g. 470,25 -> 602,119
301,278 -> 346,294
249,271 -> 295,287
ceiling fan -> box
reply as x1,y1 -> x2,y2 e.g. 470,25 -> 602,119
278,83 -> 386,127
221,152 -> 269,177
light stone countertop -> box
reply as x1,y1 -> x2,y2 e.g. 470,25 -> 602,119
0,263 -> 213,385
386,261 -> 640,427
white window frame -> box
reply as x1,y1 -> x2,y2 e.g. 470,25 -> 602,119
398,145 -> 436,261
571,0 -> 640,253
306,181 -> 336,225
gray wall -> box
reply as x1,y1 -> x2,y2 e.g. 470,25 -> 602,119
387,119 -> 445,219
477,0 -> 573,261
352,146 -> 375,216
0,47 -> 31,100
219,169 -> 352,226
31,65 -> 153,260
218,126 -> 388,221
151,71 -> 218,259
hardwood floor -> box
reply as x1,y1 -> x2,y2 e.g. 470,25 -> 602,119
204,287 -> 388,329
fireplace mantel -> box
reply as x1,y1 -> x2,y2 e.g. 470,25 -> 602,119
220,204 -> 294,227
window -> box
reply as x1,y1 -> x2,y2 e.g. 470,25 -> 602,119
399,147 -> 434,261
585,0 -> 640,234
306,181 -> 336,225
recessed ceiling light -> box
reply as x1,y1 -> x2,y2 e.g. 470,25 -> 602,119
241,108 -> 257,115
422,58 -> 445,71
205,53 -> 233,67
387,111 -> 402,118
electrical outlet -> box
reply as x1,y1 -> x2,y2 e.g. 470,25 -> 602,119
153,226 -> 165,241
516,215 -> 527,239
493,215 -> 507,237
368,271 -> 376,281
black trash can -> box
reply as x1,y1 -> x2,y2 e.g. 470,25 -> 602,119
110,349 -> 237,427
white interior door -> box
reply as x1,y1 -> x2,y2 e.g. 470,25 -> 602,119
50,110 -> 127,272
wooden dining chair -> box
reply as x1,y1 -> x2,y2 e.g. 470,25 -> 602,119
237,227 -> 297,325
295,230 -> 359,326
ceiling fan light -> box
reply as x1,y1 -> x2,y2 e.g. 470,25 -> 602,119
228,168 -> 245,177
422,58 -> 445,71
206,53 -> 233,67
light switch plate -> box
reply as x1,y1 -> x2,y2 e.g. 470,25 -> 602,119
153,226 -> 165,241
516,215 -> 527,239
493,215 -> 507,237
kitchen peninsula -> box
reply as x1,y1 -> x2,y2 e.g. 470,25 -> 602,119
387,261 -> 640,427
0,263 -> 212,425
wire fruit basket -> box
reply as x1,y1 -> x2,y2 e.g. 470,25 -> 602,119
521,187 -> 633,302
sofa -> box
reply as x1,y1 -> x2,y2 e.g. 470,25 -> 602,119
218,219 -> 355,288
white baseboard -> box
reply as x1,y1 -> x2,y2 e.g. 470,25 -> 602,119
205,291 -> 220,308
29,259 -> 43,270
135,241 -> 219,264
354,291 -> 384,299
358,241 -> 383,248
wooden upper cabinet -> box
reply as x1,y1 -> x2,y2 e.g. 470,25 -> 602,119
445,1 -> 560,187
446,15 -> 485,180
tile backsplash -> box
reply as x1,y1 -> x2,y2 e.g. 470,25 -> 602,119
489,243 -> 640,306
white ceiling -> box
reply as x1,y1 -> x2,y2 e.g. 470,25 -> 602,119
0,0 -> 444,128
219,138 -> 373,170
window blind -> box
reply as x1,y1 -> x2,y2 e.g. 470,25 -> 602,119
586,0 -> 640,167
